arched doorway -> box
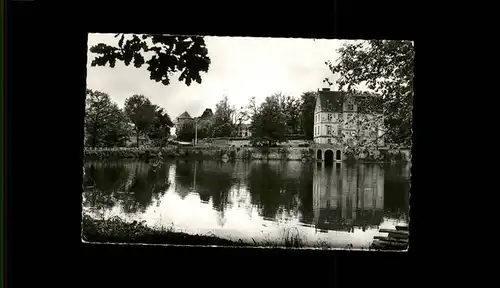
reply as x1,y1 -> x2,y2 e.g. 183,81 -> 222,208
325,150 -> 334,164
317,149 -> 322,160
336,150 -> 342,161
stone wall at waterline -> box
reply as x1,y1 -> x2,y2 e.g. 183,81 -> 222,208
83,146 -> 313,161
83,146 -> 410,163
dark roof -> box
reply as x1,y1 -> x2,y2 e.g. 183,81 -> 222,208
238,123 -> 251,129
316,90 -> 383,113
317,90 -> 344,112
199,108 -> 214,120
177,111 -> 192,119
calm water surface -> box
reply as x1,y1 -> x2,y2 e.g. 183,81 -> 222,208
82,160 -> 410,248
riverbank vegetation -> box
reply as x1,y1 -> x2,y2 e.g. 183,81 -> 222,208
82,214 -> 374,249
87,37 -> 412,159
83,146 -> 410,163
82,214 -> 249,246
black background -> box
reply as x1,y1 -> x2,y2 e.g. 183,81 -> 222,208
5,0 -> 443,287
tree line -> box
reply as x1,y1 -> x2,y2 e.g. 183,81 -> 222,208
90,35 -> 413,149
85,90 -> 174,147
175,92 -> 318,144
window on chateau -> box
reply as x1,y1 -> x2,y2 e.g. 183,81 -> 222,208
347,114 -> 353,125
328,138 -> 332,144
328,114 -> 333,121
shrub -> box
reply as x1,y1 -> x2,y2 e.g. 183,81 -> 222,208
279,148 -> 289,160
243,149 -> 252,161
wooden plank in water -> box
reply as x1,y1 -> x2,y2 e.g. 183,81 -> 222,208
388,232 -> 410,239
396,225 -> 409,231
371,240 -> 407,250
374,236 -> 408,243
376,240 -> 408,248
379,229 -> 409,236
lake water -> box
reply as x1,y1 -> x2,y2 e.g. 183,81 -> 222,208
82,160 -> 410,249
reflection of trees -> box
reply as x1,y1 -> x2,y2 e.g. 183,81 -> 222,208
192,162 -> 234,216
292,164 -> 315,224
83,162 -> 130,211
246,162 -> 307,220
173,161 -> 235,218
119,162 -> 171,214
173,160 -> 195,199
82,161 -> 171,215
383,164 -> 410,220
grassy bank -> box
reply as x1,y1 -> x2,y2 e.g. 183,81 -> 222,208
82,214 -> 251,246
82,215 -> 359,249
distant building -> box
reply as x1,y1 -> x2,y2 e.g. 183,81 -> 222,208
198,108 -> 214,120
175,109 -> 216,140
313,88 -> 384,147
235,123 -> 252,138
126,134 -> 151,147
175,111 -> 193,127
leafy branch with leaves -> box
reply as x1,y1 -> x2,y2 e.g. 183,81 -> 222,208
324,40 -> 414,148
89,34 -> 211,86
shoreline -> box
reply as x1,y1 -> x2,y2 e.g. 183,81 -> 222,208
81,215 -> 399,250
82,214 -> 252,247
83,147 -> 411,164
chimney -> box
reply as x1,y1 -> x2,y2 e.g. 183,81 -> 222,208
322,88 -> 331,91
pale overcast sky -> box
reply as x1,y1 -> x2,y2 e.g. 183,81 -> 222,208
86,34 -> 350,120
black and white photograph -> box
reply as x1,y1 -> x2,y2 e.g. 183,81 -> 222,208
81,34 -> 413,251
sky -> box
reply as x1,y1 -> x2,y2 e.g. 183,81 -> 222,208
86,34 -> 349,122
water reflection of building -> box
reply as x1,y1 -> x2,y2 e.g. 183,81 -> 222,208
312,163 -> 384,232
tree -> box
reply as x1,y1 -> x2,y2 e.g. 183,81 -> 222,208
176,121 -> 195,142
276,92 -> 302,135
124,95 -> 157,147
212,95 -> 235,138
248,96 -> 259,115
89,34 -> 211,86
85,89 -> 130,147
324,40 -> 414,148
206,95 -> 252,139
147,106 -> 174,147
250,94 -> 287,146
101,106 -> 132,147
300,91 -> 318,140
195,119 -> 213,140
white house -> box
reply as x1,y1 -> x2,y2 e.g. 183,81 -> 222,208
313,88 -> 385,147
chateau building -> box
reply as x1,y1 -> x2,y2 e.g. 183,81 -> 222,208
313,88 -> 385,147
